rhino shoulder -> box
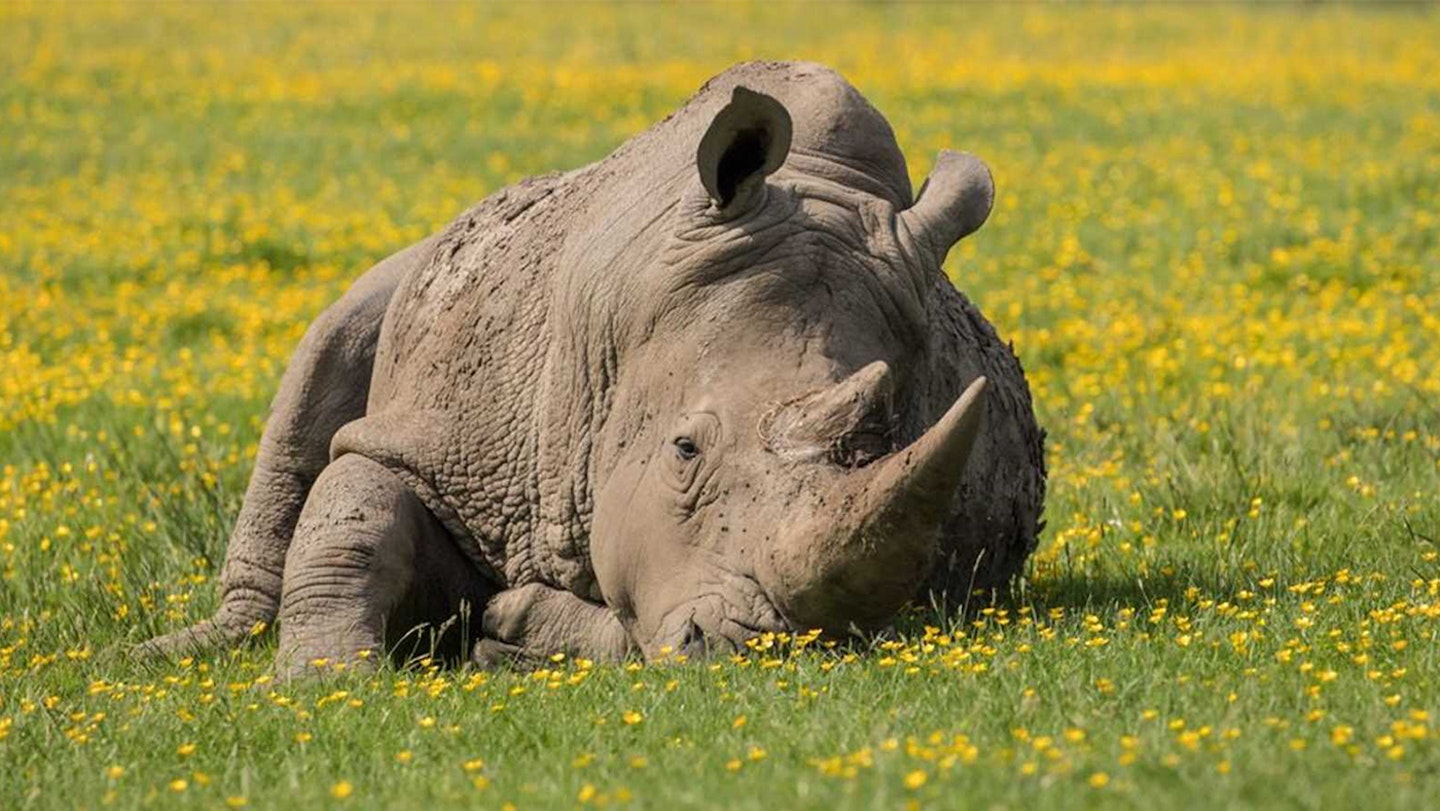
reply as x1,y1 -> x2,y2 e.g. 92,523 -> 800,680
353,169 -> 594,588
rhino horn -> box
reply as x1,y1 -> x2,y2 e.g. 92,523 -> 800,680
762,360 -> 893,461
897,151 -> 995,267
763,376 -> 988,631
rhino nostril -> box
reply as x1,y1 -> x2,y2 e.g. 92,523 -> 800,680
678,619 -> 707,657
683,619 -> 703,646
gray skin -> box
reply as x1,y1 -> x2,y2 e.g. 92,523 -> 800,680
140,61 -> 1045,676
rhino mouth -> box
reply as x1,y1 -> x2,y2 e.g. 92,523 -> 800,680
649,570 -> 792,658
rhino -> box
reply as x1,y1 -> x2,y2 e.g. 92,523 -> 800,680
141,61 -> 1045,676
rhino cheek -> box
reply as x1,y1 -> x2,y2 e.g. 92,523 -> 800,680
589,456 -> 653,629
590,456 -> 703,649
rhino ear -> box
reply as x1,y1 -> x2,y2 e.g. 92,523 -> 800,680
697,87 -> 792,211
898,151 -> 995,266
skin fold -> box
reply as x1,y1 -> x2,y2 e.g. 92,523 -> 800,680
140,61 -> 1045,677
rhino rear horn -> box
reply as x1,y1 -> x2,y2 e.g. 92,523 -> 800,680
698,87 -> 792,211
898,151 -> 995,266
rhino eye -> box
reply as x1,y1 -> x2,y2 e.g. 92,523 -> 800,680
674,437 -> 700,461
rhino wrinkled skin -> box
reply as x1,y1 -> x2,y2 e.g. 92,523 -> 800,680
140,61 -> 1045,676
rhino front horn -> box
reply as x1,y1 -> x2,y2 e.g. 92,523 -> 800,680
763,376 -> 989,631
898,151 -> 995,267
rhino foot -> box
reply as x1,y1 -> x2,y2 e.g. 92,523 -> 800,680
473,584 -> 634,670
135,616 -> 261,661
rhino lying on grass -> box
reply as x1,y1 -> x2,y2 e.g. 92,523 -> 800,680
142,61 -> 1045,676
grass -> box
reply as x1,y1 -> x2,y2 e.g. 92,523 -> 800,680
3,3 -> 1440,808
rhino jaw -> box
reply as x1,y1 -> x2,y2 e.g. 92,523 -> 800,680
760,375 -> 989,631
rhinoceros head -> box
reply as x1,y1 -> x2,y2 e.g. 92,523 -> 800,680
582,72 -> 994,657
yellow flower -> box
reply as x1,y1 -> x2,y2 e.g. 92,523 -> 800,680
105,765 -> 124,780
330,780 -> 353,800
176,742 -> 196,756
225,798 -> 248,808
903,770 -> 928,789
622,710 -> 644,725
1088,772 -> 1110,788
169,779 -> 188,793
395,750 -> 413,764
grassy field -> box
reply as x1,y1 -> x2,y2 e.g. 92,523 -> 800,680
3,3 -> 1440,808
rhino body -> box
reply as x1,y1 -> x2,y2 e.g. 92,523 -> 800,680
143,61 -> 1045,673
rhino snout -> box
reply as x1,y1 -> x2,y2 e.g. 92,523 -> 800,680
644,573 -> 790,658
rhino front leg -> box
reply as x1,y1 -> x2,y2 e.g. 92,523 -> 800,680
474,584 -> 634,669
139,237 -> 435,659
275,453 -> 488,679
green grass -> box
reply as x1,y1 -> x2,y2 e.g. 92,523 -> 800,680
2,3 -> 1440,808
